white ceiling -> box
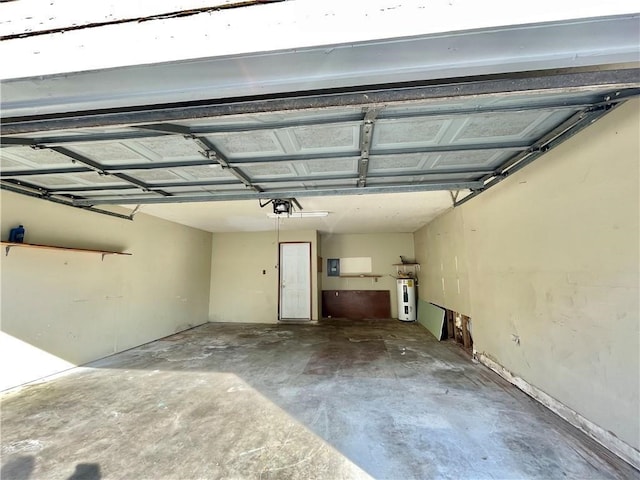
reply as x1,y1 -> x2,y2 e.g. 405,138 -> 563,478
136,191 -> 455,234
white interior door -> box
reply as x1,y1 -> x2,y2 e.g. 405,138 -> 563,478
279,242 -> 311,320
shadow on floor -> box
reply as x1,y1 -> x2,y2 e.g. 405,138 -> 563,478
0,457 -> 100,480
67,463 -> 101,480
1,456 -> 34,480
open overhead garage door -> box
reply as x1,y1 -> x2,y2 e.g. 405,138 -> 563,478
1,69 -> 639,218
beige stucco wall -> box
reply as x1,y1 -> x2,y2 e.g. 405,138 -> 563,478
0,190 -> 212,391
209,230 -> 319,323
414,99 -> 640,450
321,233 -> 415,317
413,208 -> 471,316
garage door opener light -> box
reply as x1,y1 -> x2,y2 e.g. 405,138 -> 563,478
266,211 -> 329,219
260,198 -> 326,218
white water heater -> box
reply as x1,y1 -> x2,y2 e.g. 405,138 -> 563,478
397,278 -> 416,322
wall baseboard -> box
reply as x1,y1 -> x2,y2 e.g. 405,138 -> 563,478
477,353 -> 640,470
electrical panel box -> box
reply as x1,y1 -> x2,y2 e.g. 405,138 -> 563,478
327,258 -> 340,277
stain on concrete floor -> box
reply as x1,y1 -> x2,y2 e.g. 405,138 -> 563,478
1,319 -> 637,480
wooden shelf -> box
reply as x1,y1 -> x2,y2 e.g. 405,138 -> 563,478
393,263 -> 420,272
339,274 -> 383,278
393,262 -> 420,278
1,241 -> 131,260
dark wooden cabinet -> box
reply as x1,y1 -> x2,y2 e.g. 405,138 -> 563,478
322,290 -> 391,319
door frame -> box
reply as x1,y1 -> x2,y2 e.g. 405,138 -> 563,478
278,241 -> 312,321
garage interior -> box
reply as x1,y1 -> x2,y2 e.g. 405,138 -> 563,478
1,2 -> 639,479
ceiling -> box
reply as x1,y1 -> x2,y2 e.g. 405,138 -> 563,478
138,192 -> 453,234
1,9 -> 639,234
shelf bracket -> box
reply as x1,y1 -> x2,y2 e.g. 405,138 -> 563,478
5,245 -> 11,256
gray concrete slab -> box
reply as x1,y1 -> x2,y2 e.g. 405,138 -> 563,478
1,319 -> 638,480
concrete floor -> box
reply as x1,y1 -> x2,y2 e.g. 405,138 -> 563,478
1,320 -> 637,480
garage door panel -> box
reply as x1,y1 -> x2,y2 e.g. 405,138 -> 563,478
125,136 -> 204,161
369,154 -> 429,172
373,118 -> 447,148
450,109 -> 580,143
290,124 -> 360,152
430,150 -> 513,169
205,131 -> 284,158
170,165 -> 236,180
67,142 -> 144,164
299,158 -> 358,175
1,146 -> 75,169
